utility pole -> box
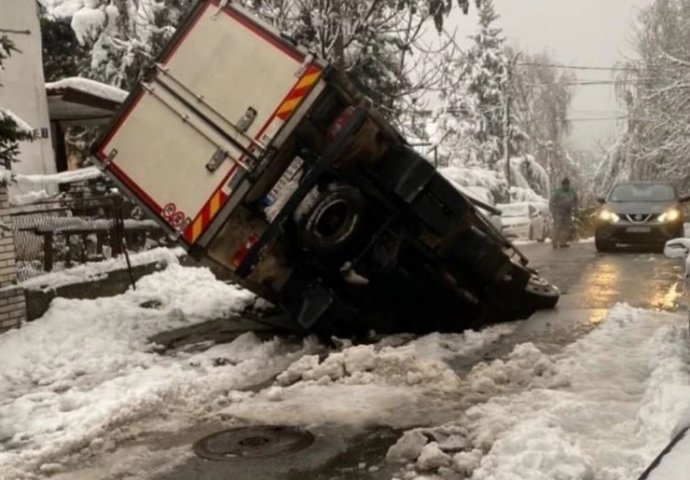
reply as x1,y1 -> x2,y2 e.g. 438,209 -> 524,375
503,52 -> 521,189
503,73 -> 511,188
545,143 -> 553,197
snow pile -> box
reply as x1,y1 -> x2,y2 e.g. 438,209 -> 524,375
511,185 -> 547,203
218,342 -> 465,428
646,429 -> 690,480
388,304 -> 690,480
408,325 -> 516,363
439,161 -> 547,207
440,165 -> 505,195
18,246 -> 184,291
505,154 -> 550,198
276,344 -> 460,389
0,264 -> 308,478
46,77 -> 128,103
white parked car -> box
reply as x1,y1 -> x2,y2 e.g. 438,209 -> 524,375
497,202 -> 549,242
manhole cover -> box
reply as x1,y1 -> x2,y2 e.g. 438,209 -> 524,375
193,426 -> 315,461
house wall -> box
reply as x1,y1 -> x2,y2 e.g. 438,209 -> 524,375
0,0 -> 56,180
0,184 -> 26,333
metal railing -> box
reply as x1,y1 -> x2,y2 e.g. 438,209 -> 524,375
11,194 -> 165,281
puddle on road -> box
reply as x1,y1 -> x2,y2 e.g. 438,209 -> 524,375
286,428 -> 402,480
651,281 -> 684,311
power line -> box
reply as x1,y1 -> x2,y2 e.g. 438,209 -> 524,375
566,116 -> 628,122
517,62 -> 655,72
525,79 -> 668,87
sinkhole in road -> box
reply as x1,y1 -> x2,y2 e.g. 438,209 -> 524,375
193,426 -> 315,461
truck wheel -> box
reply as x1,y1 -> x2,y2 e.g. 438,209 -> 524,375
522,275 -> 560,311
483,274 -> 559,323
299,186 -> 364,253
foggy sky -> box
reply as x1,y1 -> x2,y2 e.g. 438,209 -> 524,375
446,0 -> 654,154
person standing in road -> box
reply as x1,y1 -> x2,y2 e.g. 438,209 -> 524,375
550,178 -> 578,248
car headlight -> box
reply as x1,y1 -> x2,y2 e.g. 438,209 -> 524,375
599,209 -> 620,223
659,208 -> 681,223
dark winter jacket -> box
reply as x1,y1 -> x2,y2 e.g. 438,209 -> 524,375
550,186 -> 578,216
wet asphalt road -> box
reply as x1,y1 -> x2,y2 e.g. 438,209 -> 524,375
65,241 -> 688,480
466,241 -> 686,362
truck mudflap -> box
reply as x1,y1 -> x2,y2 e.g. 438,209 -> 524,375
92,0 -> 325,251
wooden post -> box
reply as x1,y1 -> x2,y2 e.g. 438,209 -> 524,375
44,232 -> 53,271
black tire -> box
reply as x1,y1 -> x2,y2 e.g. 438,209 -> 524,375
481,274 -> 559,323
299,186 -> 364,254
522,275 -> 560,311
595,235 -> 614,252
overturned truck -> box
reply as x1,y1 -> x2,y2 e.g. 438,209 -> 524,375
93,0 -> 559,336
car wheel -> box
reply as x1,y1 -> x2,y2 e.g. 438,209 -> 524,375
299,186 -> 364,254
595,235 -> 614,252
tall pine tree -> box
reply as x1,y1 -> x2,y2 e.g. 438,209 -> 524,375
461,0 -> 507,166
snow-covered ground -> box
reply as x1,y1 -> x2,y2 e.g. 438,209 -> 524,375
1,263 -> 689,479
385,305 -> 690,480
0,263 -> 279,478
17,247 -> 184,291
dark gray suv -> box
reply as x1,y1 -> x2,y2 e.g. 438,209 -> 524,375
595,181 -> 689,252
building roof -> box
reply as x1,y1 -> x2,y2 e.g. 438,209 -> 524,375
46,77 -> 128,126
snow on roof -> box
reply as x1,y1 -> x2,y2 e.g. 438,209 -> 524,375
0,108 -> 33,134
46,77 -> 128,104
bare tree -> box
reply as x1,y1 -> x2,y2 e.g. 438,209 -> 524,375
510,49 -> 577,189
600,0 -> 690,193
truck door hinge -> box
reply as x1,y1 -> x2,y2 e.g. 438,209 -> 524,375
206,148 -> 227,172
236,107 -> 257,133
100,148 -> 118,170
212,0 -> 230,19
295,53 -> 315,77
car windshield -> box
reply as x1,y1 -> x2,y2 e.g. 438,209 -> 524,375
500,204 -> 529,217
609,184 -> 676,202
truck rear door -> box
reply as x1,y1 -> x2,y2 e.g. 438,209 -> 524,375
93,0 -> 325,248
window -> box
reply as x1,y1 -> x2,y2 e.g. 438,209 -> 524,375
609,184 -> 676,202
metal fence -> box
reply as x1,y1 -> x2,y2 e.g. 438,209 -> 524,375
12,195 -> 166,281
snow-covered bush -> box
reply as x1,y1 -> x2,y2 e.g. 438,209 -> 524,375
0,36 -> 34,167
